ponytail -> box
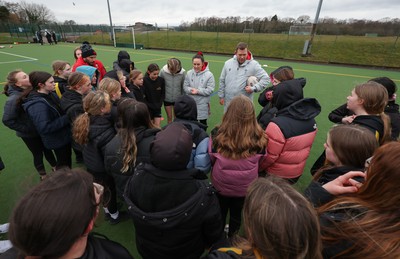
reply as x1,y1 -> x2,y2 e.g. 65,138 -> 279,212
72,113 -> 90,145
72,90 -> 111,145
380,112 -> 392,145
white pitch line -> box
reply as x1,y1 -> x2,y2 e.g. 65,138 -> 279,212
0,51 -> 38,64
0,59 -> 38,64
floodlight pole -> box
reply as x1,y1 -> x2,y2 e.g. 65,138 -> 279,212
304,0 -> 323,56
107,0 -> 116,47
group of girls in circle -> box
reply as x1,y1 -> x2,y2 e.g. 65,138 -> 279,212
3,50 -> 400,258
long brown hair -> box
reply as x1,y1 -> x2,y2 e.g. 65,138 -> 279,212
319,142 -> 400,258
8,168 -> 98,258
314,125 -> 378,180
354,81 -> 391,144
73,90 -> 111,145
235,177 -> 322,259
116,98 -> 154,173
213,95 -> 267,159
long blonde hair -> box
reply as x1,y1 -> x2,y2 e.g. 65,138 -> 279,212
73,90 -> 111,145
213,95 -> 267,159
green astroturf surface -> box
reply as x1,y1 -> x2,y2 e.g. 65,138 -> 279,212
1,43 -> 399,257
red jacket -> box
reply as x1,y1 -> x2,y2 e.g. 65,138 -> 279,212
72,57 -> 106,81
263,122 -> 317,179
261,98 -> 321,179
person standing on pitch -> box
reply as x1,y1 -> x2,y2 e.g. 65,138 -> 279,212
218,42 -> 269,111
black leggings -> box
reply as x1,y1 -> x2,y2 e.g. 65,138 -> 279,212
217,194 -> 245,237
21,136 -> 57,175
53,143 -> 72,169
88,169 -> 118,214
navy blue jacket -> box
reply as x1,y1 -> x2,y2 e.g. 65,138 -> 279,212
2,85 -> 38,138
22,91 -> 71,149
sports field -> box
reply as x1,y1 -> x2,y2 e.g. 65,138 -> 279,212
0,42 -> 399,257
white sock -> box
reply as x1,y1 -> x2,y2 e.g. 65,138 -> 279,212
110,211 -> 119,219
103,207 -> 109,214
0,223 -> 9,233
0,240 -> 12,253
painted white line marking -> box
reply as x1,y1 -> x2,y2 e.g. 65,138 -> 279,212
0,51 -> 38,64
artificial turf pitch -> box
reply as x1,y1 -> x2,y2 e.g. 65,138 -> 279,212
1,42 -> 399,257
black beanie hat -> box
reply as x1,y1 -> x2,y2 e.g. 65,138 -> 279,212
81,44 -> 97,58
150,123 -> 192,171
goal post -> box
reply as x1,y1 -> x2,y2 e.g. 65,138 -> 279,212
289,25 -> 312,35
243,29 -> 254,33
113,26 -> 136,49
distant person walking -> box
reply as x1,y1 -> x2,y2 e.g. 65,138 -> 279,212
219,42 -> 269,111
36,31 -> 43,45
51,30 -> 57,44
44,29 -> 53,45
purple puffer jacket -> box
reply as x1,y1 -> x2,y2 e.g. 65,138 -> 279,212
208,140 -> 266,197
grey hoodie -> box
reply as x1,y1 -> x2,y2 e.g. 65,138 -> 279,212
159,64 -> 186,103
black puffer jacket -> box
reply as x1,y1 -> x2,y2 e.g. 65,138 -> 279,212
60,89 -> 84,122
257,78 -> 306,129
2,85 -> 38,138
83,115 -> 116,173
124,123 -> 223,259
104,127 -> 160,197
0,233 -> 133,259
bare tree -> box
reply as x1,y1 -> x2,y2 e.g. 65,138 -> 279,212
64,20 -> 77,25
18,1 -> 55,24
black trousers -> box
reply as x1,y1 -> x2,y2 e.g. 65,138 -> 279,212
87,169 -> 118,214
21,136 -> 57,175
217,193 -> 245,237
53,143 -> 72,169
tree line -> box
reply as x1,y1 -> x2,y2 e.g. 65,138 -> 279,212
179,15 -> 400,36
1,0 -> 399,36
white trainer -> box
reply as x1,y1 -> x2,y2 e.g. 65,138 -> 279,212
0,223 -> 9,234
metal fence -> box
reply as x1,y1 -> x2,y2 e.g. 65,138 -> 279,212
1,23 -> 399,68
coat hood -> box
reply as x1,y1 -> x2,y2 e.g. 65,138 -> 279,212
150,123 -> 193,170
119,59 -> 134,74
117,50 -> 130,62
76,65 -> 98,79
174,95 -> 197,121
277,98 -> 321,120
273,79 -> 304,110
5,84 -> 23,96
161,64 -> 185,75
233,50 -> 253,64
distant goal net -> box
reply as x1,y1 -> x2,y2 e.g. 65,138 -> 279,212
113,27 -> 137,48
243,29 -> 254,33
289,25 -> 312,35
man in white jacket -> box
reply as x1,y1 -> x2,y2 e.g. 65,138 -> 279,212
218,42 -> 269,111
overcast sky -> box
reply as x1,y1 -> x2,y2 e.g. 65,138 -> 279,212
8,0 -> 400,26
